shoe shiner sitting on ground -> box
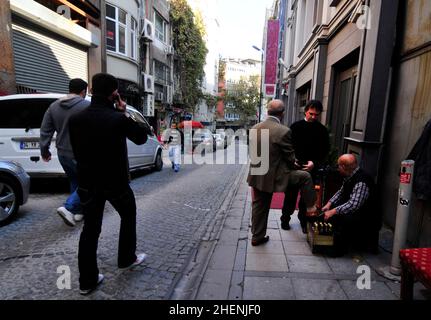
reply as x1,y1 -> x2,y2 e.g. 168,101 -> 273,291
321,154 -> 381,257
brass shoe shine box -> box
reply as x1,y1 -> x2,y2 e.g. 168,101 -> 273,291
306,221 -> 334,249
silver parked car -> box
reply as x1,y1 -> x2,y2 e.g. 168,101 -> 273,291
0,160 -> 30,226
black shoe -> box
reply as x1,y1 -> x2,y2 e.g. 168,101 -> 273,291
281,222 -> 291,230
251,236 -> 270,246
301,224 -> 307,234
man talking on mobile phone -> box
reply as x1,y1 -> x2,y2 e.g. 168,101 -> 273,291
69,73 -> 152,295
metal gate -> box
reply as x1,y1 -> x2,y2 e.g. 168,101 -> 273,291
12,20 -> 88,94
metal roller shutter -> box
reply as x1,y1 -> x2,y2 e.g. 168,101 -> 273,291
12,21 -> 88,94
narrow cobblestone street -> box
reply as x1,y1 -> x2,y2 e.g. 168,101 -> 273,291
0,145 -> 246,299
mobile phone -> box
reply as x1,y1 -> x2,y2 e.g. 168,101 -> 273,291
298,160 -> 307,167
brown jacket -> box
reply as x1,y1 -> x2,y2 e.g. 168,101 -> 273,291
247,117 -> 296,193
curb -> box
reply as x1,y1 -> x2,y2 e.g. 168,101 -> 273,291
168,163 -> 249,299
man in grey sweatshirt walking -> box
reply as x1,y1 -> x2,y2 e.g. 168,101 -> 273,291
40,78 -> 90,226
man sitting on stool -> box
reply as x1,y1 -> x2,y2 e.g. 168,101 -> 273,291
322,154 -> 381,257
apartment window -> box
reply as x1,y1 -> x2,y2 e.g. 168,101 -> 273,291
131,17 -> 137,59
155,11 -> 167,43
313,0 -> 324,29
106,4 -> 127,55
154,60 -> 169,84
106,3 -> 137,59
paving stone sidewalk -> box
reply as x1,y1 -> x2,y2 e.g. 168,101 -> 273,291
191,171 -> 431,301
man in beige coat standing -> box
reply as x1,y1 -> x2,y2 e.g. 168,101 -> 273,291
247,99 -> 317,246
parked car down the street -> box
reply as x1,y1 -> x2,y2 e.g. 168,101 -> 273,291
0,93 -> 163,177
213,133 -> 225,150
192,129 -> 216,152
0,160 -> 30,226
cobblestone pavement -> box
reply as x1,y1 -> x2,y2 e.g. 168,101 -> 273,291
0,144 -> 247,299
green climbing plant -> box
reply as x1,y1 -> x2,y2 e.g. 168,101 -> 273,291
170,0 -> 208,113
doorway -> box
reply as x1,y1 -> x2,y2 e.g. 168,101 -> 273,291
330,65 -> 358,155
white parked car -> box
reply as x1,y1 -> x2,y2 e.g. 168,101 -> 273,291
0,93 -> 163,177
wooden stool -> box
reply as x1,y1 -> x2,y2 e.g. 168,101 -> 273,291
399,248 -> 431,300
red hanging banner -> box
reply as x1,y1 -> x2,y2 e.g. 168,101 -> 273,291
264,19 -> 280,97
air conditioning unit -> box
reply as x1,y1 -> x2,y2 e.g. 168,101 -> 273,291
164,45 -> 174,56
142,95 -> 154,117
142,72 -> 154,93
154,91 -> 164,101
141,18 -> 154,42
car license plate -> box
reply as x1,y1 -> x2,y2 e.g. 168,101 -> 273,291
20,141 -> 40,149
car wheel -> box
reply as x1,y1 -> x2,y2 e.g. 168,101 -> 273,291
0,175 -> 21,226
154,151 -> 163,171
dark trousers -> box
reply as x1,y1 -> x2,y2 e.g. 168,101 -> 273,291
78,185 -> 137,290
282,186 -> 307,228
281,170 -> 317,228
251,188 -> 273,242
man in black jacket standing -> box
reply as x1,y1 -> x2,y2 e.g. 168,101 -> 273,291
281,100 -> 330,232
69,73 -> 151,295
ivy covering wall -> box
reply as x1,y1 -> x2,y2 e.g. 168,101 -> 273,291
170,0 -> 208,113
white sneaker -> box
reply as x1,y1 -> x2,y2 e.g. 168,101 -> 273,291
56,207 -> 75,227
120,253 -> 147,270
74,214 -> 84,222
80,274 -> 104,295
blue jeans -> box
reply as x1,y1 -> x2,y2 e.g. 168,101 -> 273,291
58,155 -> 81,214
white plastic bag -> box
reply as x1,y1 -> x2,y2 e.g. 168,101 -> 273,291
168,144 -> 181,164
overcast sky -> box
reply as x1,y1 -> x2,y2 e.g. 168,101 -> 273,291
216,0 -> 274,60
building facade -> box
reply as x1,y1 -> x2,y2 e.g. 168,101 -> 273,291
222,57 -> 261,128
270,0 -> 431,246
105,0 -> 142,109
148,0 -> 174,134
187,0 -> 221,131
103,0 -> 174,135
